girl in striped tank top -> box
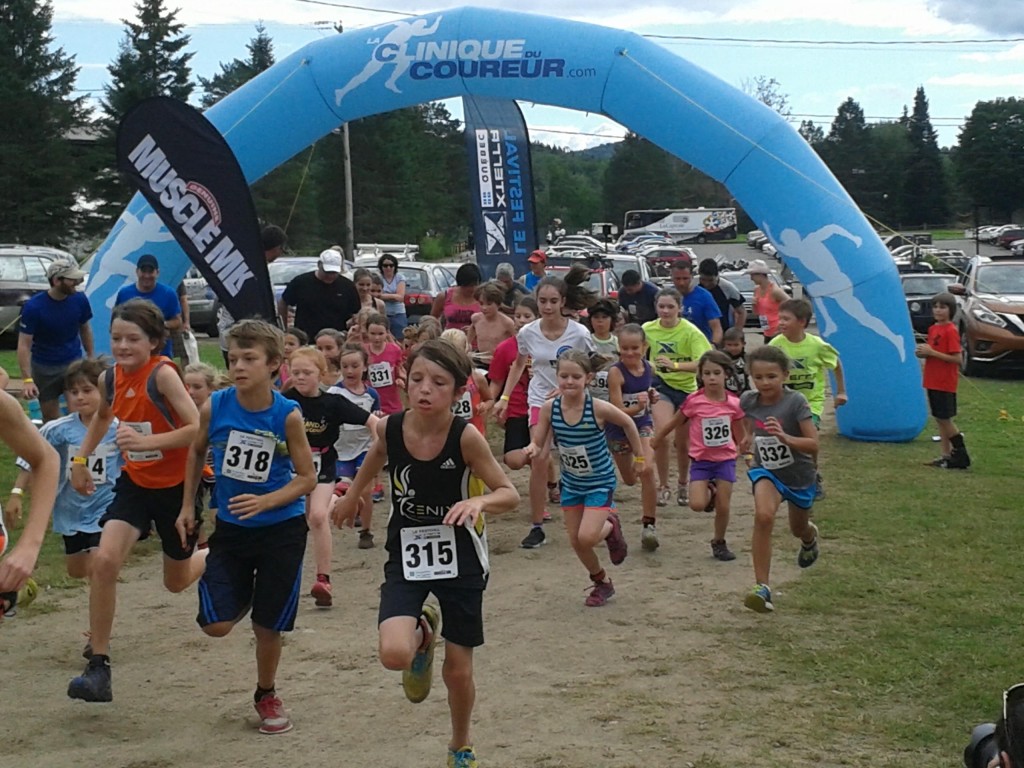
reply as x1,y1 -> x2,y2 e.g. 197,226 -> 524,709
525,351 -> 651,608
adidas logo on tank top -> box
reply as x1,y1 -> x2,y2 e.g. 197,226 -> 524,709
440,458 -> 457,469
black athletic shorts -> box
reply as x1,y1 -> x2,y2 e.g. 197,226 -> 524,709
33,361 -> 71,404
502,416 -> 531,455
63,531 -> 102,556
927,389 -> 957,420
197,515 -> 308,632
101,474 -> 196,560
379,562 -> 486,648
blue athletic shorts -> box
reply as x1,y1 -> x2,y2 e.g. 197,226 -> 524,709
747,467 -> 815,510
336,452 -> 367,482
561,487 -> 616,511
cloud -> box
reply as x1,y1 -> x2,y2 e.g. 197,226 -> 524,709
927,0 -> 1024,35
960,42 -> 1024,62
927,72 -> 1024,87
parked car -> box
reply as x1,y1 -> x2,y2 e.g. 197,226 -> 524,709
949,256 -> 1024,375
900,273 -> 954,335
363,261 -> 457,322
746,230 -> 764,248
0,244 -> 75,339
980,224 -> 1017,243
643,247 -> 698,282
545,264 -> 621,299
551,234 -> 610,252
719,269 -> 792,327
996,228 -> 1024,248
181,266 -> 219,336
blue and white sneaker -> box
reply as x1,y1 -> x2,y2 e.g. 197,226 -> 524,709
744,583 -> 774,613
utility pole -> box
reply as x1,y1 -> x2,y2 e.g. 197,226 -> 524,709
334,21 -> 355,262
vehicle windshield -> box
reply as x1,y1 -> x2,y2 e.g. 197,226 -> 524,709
370,267 -> 429,291
977,265 -> 1024,294
269,260 -> 317,285
903,275 -> 952,295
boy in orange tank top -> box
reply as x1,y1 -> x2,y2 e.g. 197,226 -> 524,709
67,299 -> 205,703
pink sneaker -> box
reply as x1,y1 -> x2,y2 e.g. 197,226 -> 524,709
585,580 -> 615,607
605,512 -> 628,565
310,575 -> 332,608
255,694 -> 293,734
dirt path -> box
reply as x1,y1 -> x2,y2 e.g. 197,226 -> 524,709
0,447 -> 818,768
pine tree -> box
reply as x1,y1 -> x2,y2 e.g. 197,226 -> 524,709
91,0 -> 194,218
903,86 -> 949,227
0,0 -> 91,244
199,23 -> 273,108
798,120 -> 824,147
819,98 -> 874,208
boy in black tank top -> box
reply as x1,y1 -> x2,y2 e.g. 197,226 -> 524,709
333,341 -> 519,768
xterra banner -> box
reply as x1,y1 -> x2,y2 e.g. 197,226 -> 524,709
462,97 -> 538,279
115,96 -> 277,323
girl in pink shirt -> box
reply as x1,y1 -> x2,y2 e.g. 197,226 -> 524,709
653,350 -> 747,561
365,313 -> 405,415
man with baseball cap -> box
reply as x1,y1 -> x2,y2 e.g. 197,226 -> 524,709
114,254 -> 182,358
18,258 -> 94,422
278,248 -> 360,340
523,249 -> 547,292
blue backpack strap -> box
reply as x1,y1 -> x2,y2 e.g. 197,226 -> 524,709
145,359 -> 181,430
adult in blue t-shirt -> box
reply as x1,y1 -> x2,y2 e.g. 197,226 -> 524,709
18,259 -> 94,422
670,261 -> 723,345
114,254 -> 182,358
522,249 -> 547,292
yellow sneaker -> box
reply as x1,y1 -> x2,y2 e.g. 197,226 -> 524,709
402,604 -> 439,703
447,746 -> 479,768
18,578 -> 38,609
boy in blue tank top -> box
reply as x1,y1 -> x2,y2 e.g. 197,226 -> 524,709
332,340 -> 519,768
179,320 -> 317,735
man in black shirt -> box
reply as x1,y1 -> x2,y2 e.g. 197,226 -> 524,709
278,250 -> 361,340
697,258 -> 747,332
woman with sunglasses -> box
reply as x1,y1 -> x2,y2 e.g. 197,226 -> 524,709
377,255 -> 407,339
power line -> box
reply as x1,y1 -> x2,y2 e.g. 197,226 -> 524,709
644,33 -> 1024,46
290,0 -> 408,16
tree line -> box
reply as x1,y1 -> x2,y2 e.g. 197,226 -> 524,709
4,0 -> 1023,253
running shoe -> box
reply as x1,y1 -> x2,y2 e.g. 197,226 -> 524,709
403,604 -> 440,703
584,580 -> 615,607
542,510 -> 553,523
255,693 -> 293,734
743,583 -> 774,613
798,523 -> 820,569
814,472 -> 826,500
704,480 -> 717,512
657,486 -> 671,507
311,575 -> 333,608
372,484 -> 385,503
605,512 -> 628,565
68,656 -> 113,702
641,523 -> 660,552
447,746 -> 480,768
547,481 -> 560,504
358,530 -> 375,549
520,526 -> 546,549
924,457 -> 949,468
711,539 -> 736,561
676,484 -> 688,507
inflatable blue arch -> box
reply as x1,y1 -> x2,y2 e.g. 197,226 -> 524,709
85,6 -> 926,441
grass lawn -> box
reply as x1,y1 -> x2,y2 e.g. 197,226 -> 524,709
1,358 -> 1019,764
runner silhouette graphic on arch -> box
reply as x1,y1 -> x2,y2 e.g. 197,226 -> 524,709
766,222 -> 907,362
335,16 -> 443,105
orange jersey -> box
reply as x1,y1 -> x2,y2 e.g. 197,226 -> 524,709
110,356 -> 188,488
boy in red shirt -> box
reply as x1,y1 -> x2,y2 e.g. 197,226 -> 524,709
915,292 -> 970,469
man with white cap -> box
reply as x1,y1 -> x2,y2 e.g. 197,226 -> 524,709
18,258 -> 94,422
278,249 -> 360,341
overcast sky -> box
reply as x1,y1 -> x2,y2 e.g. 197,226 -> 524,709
50,0 -> 1024,149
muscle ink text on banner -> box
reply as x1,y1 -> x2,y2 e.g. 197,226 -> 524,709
115,96 -> 277,324
462,96 -> 538,280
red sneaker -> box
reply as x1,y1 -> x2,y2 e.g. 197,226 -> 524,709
585,579 -> 615,607
254,693 -> 293,734
310,575 -> 332,608
605,512 -> 628,565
